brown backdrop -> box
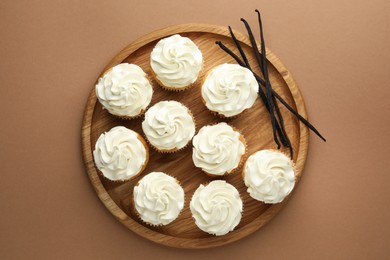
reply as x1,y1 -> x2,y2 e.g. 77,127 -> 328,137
1,0 -> 389,259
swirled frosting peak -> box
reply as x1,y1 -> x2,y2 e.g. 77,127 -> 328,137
190,180 -> 243,236
133,172 -> 185,225
95,63 -> 153,117
93,126 -> 148,181
192,123 -> 246,176
142,100 -> 195,151
244,150 -> 295,204
201,63 -> 258,117
150,34 -> 203,89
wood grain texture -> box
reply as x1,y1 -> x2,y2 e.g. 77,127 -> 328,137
81,23 -> 309,249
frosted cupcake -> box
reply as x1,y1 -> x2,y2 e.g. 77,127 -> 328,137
93,126 -> 149,181
190,180 -> 243,236
192,122 -> 246,177
150,34 -> 203,91
201,63 -> 258,118
133,172 -> 185,226
95,63 -> 153,119
142,100 -> 196,152
243,149 -> 296,204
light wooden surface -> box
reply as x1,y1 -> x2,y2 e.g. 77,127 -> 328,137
81,24 -> 309,248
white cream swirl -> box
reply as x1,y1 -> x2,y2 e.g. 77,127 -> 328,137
93,126 -> 148,181
142,101 -> 195,151
95,63 -> 153,117
150,34 -> 203,88
192,123 -> 245,176
190,180 -> 243,236
244,150 -> 295,204
133,172 -> 185,225
201,63 -> 258,117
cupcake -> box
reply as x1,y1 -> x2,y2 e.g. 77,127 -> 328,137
95,63 -> 153,119
133,172 -> 185,226
150,34 -> 203,91
243,149 -> 296,204
201,63 -> 258,118
190,180 -> 243,236
192,122 -> 246,177
93,126 -> 149,181
142,100 -> 196,152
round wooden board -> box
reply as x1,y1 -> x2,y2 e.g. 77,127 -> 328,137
81,23 -> 309,249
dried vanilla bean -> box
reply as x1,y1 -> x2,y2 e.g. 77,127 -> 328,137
215,11 -> 326,157
215,41 -> 289,146
241,17 -> 281,149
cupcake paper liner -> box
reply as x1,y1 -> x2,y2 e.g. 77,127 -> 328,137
112,109 -> 147,120
149,61 -> 204,92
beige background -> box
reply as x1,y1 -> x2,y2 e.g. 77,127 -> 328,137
1,0 -> 389,259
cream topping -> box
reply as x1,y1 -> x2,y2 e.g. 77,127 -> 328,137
244,150 -> 295,204
201,63 -> 258,117
150,34 -> 203,88
142,101 -> 195,151
93,126 -> 147,181
133,172 -> 185,225
192,123 -> 245,175
95,63 -> 153,117
190,180 -> 243,236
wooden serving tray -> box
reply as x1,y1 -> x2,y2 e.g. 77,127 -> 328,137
81,24 -> 309,249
